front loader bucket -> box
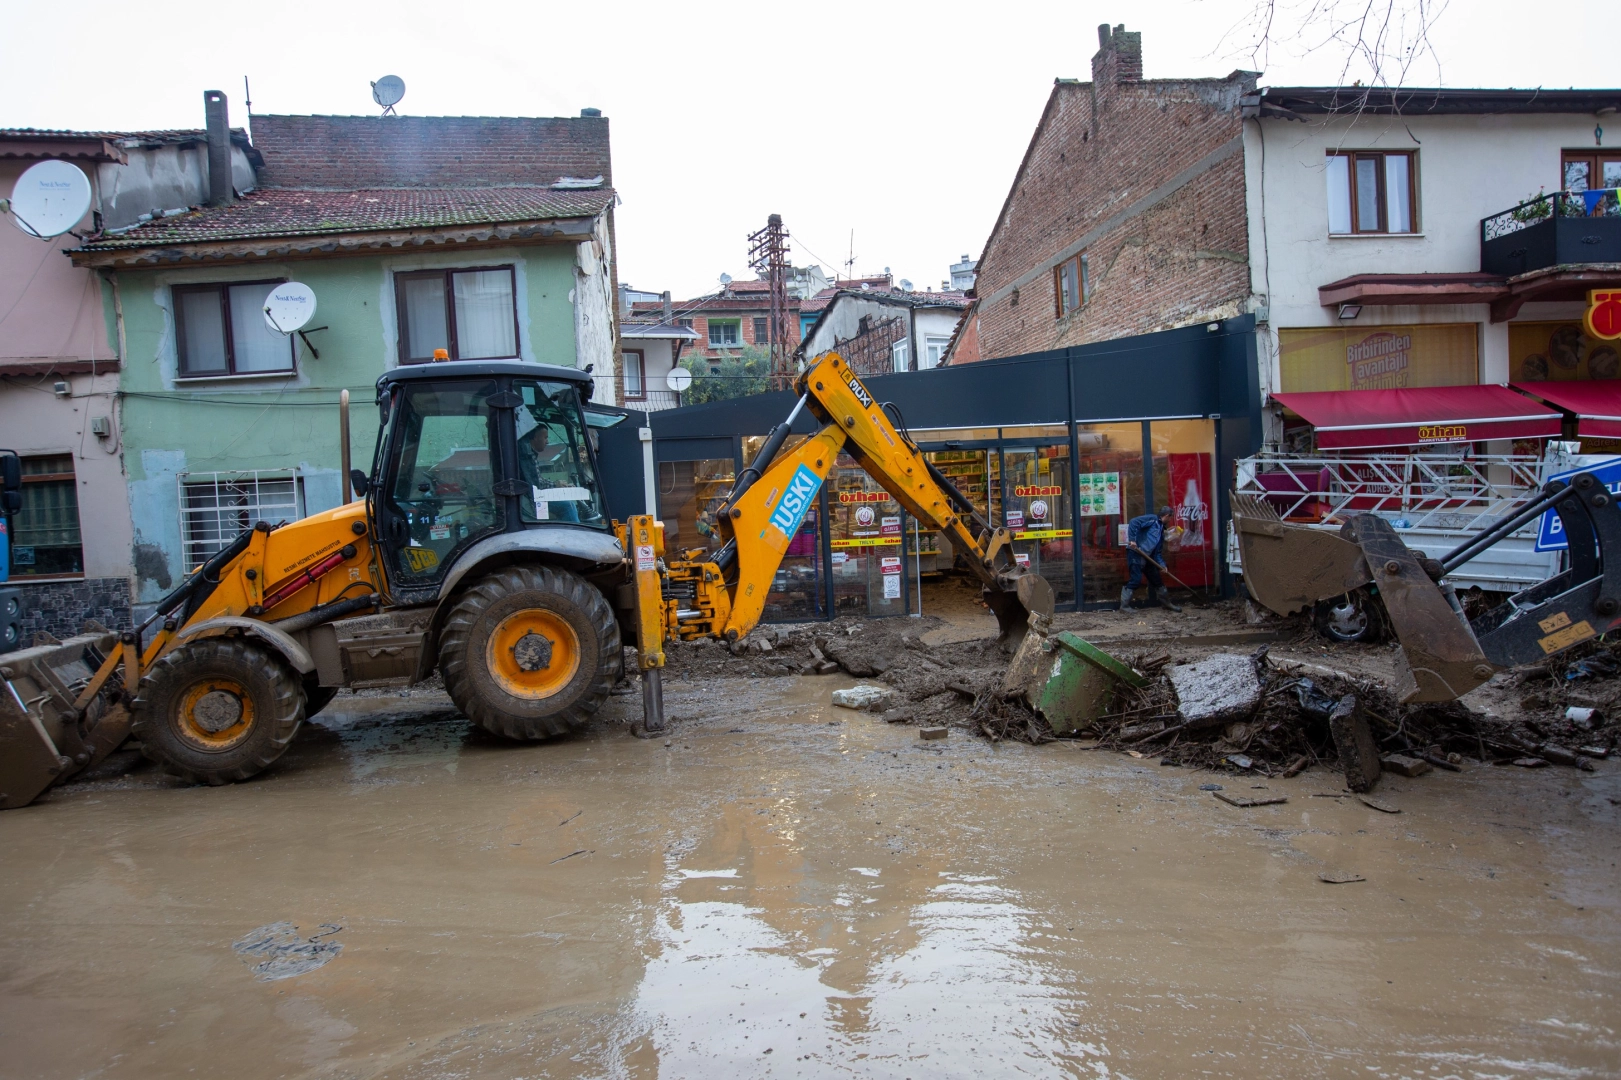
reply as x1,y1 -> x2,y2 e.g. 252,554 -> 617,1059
1346,515 -> 1494,703
1231,493 -> 1371,615
0,632 -> 121,810
985,572 -> 1055,652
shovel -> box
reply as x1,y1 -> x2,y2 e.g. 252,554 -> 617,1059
1126,543 -> 1213,607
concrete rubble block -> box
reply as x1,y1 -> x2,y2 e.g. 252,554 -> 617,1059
813,661 -> 840,675
1329,694 -> 1381,793
831,685 -> 892,711
1166,654 -> 1263,728
1380,754 -> 1431,778
919,726 -> 948,741
880,706 -> 915,724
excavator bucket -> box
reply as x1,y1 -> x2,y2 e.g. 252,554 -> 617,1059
983,572 -> 1055,651
1230,493 -> 1371,615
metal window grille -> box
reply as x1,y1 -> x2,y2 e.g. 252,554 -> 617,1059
180,471 -> 301,571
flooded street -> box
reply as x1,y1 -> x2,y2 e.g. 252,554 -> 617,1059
2,675 -> 1619,1079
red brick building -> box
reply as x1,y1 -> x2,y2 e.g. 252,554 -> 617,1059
951,26 -> 1256,362
631,275 -> 896,364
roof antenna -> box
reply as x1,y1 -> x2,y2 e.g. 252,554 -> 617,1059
371,76 -> 405,116
243,76 -> 253,115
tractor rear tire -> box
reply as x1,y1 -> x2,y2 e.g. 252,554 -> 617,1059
132,637 -> 305,786
439,565 -> 621,741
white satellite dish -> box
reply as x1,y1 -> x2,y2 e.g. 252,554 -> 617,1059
667,367 -> 693,393
7,160 -> 92,239
263,282 -> 317,334
371,75 -> 406,111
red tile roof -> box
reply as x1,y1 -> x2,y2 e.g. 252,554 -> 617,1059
79,185 -> 614,250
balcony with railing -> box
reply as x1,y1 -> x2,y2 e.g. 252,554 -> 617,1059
618,385 -> 684,413
1481,190 -> 1621,277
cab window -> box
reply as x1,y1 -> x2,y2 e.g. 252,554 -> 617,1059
513,380 -> 605,528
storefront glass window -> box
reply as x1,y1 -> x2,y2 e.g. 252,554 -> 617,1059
657,458 -> 735,558
1150,420 -> 1220,595
742,433 -> 825,622
922,449 -> 991,573
1001,444 -> 1076,605
1074,422 -> 1145,605
829,454 -> 909,616
909,426 -> 1002,443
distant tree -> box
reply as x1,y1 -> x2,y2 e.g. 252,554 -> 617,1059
1223,0 -> 1447,99
680,345 -> 772,404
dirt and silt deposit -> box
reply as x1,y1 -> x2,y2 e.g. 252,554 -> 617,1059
3,582 -> 1620,1078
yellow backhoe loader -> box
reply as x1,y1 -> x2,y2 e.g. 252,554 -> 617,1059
0,352 -> 1051,808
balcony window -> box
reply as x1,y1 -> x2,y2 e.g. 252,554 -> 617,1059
173,280 -> 296,377
622,349 -> 645,399
708,319 -> 741,348
1562,151 -> 1621,193
1327,151 -> 1417,234
395,266 -> 518,363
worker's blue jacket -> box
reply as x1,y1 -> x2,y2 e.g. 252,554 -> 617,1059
1125,513 -> 1164,569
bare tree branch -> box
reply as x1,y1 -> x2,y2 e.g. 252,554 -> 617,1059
1215,0 -> 1449,100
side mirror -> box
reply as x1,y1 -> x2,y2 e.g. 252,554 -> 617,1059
350,469 -> 370,498
1,453 -> 19,514
377,390 -> 392,425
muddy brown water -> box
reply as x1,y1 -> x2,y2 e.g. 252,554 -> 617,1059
2,676 -> 1618,1079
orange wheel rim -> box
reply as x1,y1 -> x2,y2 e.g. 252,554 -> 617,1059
487,609 -> 580,700
174,678 -> 256,751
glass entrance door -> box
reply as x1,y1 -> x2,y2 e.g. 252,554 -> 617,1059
1001,445 -> 1075,605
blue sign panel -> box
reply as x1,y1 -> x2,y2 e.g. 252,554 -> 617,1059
767,464 -> 822,538
1535,457 -> 1621,551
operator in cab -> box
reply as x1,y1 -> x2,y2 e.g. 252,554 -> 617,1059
1121,505 -> 1182,613
515,408 -> 581,524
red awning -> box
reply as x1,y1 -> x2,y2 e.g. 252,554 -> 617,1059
1270,386 -> 1562,450
1511,380 -> 1621,439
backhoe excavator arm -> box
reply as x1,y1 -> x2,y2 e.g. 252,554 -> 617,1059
618,352 -> 1054,734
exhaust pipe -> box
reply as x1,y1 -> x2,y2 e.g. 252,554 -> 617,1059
339,389 -> 352,503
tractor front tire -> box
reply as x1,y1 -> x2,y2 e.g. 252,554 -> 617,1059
132,637 -> 305,786
439,566 -> 621,741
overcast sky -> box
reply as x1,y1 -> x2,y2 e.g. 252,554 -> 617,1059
1,1 -> 1608,299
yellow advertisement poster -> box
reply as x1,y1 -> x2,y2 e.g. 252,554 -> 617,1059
1508,321 -> 1621,381
1278,324 -> 1478,392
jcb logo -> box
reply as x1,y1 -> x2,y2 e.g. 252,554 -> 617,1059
846,373 -> 873,409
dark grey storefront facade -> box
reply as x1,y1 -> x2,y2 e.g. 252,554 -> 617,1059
596,317 -> 1262,618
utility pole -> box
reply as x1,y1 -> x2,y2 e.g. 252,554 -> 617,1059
748,214 -> 793,390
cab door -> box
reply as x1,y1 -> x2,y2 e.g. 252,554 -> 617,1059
376,378 -> 505,599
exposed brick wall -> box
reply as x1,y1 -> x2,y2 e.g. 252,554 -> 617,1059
968,29 -> 1255,361
250,115 -> 612,189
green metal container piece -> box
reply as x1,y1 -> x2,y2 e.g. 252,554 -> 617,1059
1032,631 -> 1146,734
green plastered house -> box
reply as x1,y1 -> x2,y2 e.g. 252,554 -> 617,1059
70,101 -> 620,610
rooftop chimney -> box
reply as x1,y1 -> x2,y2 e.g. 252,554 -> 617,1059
1092,24 -> 1143,85
203,90 -> 235,207
580,107 -> 602,117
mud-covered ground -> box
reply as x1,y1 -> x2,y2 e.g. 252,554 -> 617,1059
4,672 -> 1619,1079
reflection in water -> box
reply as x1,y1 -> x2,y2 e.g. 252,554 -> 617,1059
310,704 -> 468,780
631,870 -> 1105,1078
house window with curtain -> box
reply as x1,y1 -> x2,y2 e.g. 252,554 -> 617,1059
622,349 -> 645,399
8,454 -> 83,578
708,319 -> 741,348
173,280 -> 296,377
891,339 -> 910,372
180,472 -> 301,571
395,266 -> 519,363
1327,150 -> 1418,234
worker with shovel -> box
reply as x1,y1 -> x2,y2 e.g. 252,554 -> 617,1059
1121,505 -> 1183,613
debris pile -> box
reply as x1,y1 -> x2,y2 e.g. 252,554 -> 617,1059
660,604 -> 1616,781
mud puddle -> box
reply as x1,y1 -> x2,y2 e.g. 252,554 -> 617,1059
1,676 -> 1617,1078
